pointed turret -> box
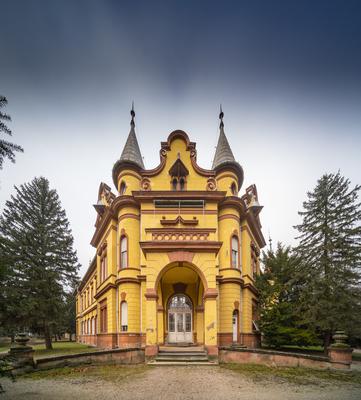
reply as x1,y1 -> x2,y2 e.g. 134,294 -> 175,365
212,106 -> 244,189
112,104 -> 145,189
119,105 -> 145,168
212,109 -> 236,169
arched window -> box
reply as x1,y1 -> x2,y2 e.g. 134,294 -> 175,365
119,181 -> 126,195
87,319 -> 90,334
231,182 -> 237,195
231,236 -> 239,268
120,236 -> 128,268
179,178 -> 185,191
121,301 -> 128,331
172,178 -> 178,191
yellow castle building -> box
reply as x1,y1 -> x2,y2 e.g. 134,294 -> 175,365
76,107 -> 265,358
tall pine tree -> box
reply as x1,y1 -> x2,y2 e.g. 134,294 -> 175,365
0,177 -> 80,349
295,172 -> 361,352
0,95 -> 23,169
256,243 -> 317,348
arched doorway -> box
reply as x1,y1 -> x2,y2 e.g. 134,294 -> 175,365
168,294 -> 193,343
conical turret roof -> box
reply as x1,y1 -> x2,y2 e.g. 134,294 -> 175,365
211,107 -> 244,189
112,106 -> 144,188
119,122 -> 144,169
212,125 -> 236,169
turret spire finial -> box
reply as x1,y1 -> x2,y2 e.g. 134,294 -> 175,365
219,104 -> 224,129
130,101 -> 135,126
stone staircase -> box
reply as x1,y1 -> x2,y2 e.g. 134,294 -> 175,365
148,346 -> 218,366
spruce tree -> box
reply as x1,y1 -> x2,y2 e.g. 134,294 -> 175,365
256,243 -> 317,348
295,172 -> 361,352
0,177 -> 80,349
0,95 -> 23,169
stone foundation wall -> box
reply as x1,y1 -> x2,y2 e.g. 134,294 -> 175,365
219,348 -> 338,370
240,333 -> 261,348
35,348 -> 145,371
95,333 -> 117,349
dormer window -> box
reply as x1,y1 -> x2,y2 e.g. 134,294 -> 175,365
169,155 -> 189,191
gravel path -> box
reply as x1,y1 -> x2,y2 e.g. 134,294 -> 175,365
1,366 -> 361,400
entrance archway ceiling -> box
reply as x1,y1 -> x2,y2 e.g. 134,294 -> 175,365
162,266 -> 199,285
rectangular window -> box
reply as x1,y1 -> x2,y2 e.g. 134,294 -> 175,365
251,245 -> 258,277
100,302 -> 107,333
100,255 -> 108,283
120,237 -> 127,268
154,199 -> 204,208
121,302 -> 128,332
169,313 -> 175,332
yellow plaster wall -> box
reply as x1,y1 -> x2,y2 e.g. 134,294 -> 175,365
147,138 -> 208,191
118,283 -> 140,332
219,283 -> 241,332
216,172 -> 238,196
117,170 -> 141,193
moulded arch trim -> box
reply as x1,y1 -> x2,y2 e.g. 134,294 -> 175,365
154,261 -> 208,292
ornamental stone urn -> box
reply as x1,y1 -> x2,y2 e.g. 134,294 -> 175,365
328,330 -> 353,369
8,333 -> 35,373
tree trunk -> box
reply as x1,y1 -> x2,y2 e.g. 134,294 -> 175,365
324,331 -> 332,355
44,325 -> 53,350
69,333 -> 73,342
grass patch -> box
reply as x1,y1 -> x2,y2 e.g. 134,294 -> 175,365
0,341 -> 95,358
221,363 -> 361,387
22,364 -> 149,382
32,342 -> 95,359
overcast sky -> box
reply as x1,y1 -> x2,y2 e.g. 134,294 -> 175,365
1,0 -> 361,276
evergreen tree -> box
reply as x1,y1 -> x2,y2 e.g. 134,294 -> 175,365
0,177 -> 80,349
0,96 -> 23,168
256,243 -> 317,348
295,172 -> 361,352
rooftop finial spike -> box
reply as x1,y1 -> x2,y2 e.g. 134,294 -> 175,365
219,104 -> 224,128
130,101 -> 135,126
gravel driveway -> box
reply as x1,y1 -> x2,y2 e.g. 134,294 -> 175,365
1,365 -> 360,400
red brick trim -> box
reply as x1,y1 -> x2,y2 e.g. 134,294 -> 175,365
144,288 -> 158,300
218,214 -> 240,223
167,251 -> 195,263
145,345 -> 159,357
118,213 -> 140,222
203,288 -> 218,300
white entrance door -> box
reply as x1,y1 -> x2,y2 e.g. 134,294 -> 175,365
168,294 -> 193,343
232,313 -> 238,342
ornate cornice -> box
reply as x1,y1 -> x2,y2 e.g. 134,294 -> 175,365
132,190 -> 226,201
140,240 -> 222,254
94,282 -> 116,299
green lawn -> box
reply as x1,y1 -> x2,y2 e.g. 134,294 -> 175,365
0,341 -> 96,359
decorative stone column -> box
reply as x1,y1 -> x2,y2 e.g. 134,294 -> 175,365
8,333 -> 35,374
328,330 -> 353,370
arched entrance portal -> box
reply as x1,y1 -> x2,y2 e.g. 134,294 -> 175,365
156,262 -> 205,345
168,294 -> 192,343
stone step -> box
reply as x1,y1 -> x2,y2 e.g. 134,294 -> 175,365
156,356 -> 209,362
148,360 -> 218,366
158,351 -> 207,357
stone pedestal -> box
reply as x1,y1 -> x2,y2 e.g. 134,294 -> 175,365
328,330 -> 353,370
8,333 -> 35,374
